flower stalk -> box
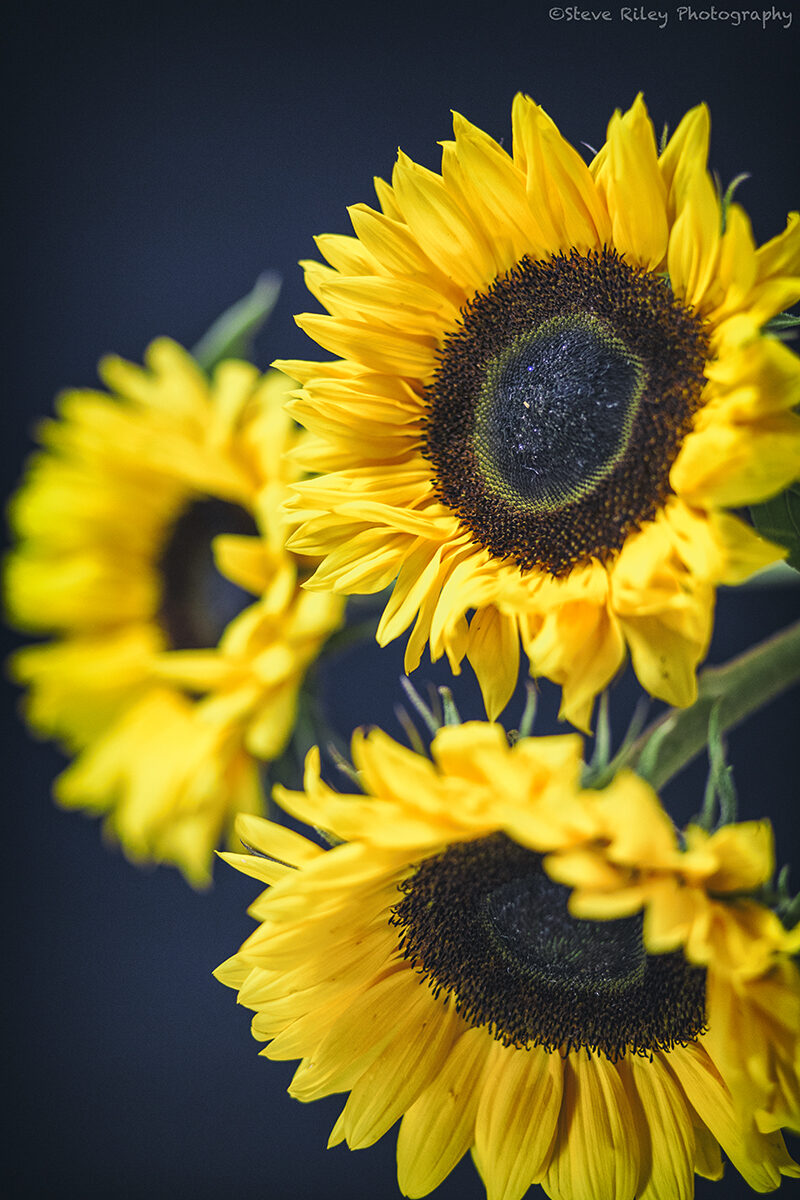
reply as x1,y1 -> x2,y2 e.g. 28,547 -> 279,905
629,619 -> 800,790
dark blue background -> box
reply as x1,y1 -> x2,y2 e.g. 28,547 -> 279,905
3,3 -> 799,1197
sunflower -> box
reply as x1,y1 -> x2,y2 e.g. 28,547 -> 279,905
5,339 -> 344,885
215,723 -> 799,1198
278,95 -> 800,728
544,782 -> 800,1140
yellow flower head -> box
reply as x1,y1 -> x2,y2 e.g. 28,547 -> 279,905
545,781 -> 800,1143
216,724 -> 799,1198
5,339 -> 344,885
279,95 -> 800,728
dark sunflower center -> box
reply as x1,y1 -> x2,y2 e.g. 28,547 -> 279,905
391,833 -> 706,1058
158,498 -> 258,651
474,315 -> 646,512
423,248 -> 709,576
485,871 -> 646,991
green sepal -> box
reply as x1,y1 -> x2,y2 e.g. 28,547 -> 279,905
658,122 -> 669,155
583,694 -> 648,790
192,272 -> 281,372
750,483 -> 800,572
516,682 -> 538,740
692,701 -> 738,831
718,172 -> 750,233
773,865 -> 800,930
438,687 -> 462,727
324,742 -> 363,792
396,676 -> 465,741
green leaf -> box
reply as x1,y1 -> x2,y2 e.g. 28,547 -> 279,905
750,483 -> 800,572
191,272 -> 281,372
763,311 -> 800,334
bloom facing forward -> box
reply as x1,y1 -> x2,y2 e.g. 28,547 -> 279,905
215,724 -> 800,1199
279,95 -> 800,727
5,341 -> 343,885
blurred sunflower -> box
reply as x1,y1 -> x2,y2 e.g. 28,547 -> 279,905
279,95 -> 800,728
215,724 -> 799,1199
544,781 -> 800,1149
5,339 -> 344,885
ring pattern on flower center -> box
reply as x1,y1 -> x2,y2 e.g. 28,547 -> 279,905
423,248 -> 710,576
391,833 -> 707,1058
158,498 -> 259,651
473,315 -> 646,513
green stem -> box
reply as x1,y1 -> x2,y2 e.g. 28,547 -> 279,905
628,620 -> 800,791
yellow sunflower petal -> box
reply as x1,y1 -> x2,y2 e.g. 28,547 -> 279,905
337,989 -> 462,1149
347,202 -> 465,307
672,412 -> 800,507
668,1042 -> 799,1189
396,1027 -> 489,1198
696,821 -> 775,893
448,110 -> 552,267
659,103 -> 711,224
390,150 -> 498,293
231,812 -> 325,867
592,94 -> 668,268
295,312 -> 437,378
287,968 -> 410,1102
511,93 -> 610,251
667,165 -> 720,310
314,231 -> 381,276
474,1042 -> 562,1200
542,1055 -> 639,1200
466,606 -> 520,721
629,1054 -> 695,1200
756,210 -> 800,280
525,594 -> 625,732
